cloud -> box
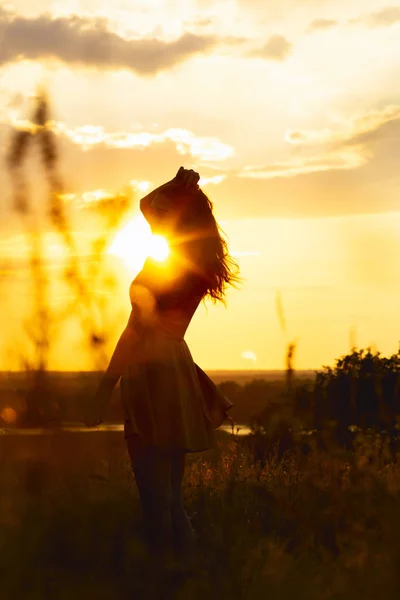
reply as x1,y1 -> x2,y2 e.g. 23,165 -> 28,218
239,105 -> 400,180
7,114 -> 235,162
285,130 -> 312,144
350,6 -> 400,27
199,175 -> 227,186
249,34 -> 292,61
340,105 -> 400,147
2,100 -> 400,222
237,152 -> 364,180
66,176 -> 226,210
0,116 -> 232,215
307,18 -> 338,32
286,105 -> 400,147
184,16 -> 216,29
0,8 -> 239,75
56,123 -> 234,161
21,104 -> 396,201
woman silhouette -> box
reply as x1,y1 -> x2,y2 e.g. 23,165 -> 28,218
84,166 -> 240,570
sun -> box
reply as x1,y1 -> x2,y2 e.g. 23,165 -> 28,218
107,216 -> 169,271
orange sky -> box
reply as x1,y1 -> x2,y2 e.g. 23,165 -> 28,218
1,0 -> 400,370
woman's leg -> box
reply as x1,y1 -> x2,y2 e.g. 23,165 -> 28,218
170,451 -> 197,561
126,435 -> 174,563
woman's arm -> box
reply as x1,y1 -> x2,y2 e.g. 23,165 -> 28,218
102,325 -> 138,386
140,167 -> 200,226
84,314 -> 139,427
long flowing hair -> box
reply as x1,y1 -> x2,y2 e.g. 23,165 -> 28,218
175,188 -> 242,304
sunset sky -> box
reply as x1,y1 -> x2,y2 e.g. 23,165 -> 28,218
1,0 -> 400,371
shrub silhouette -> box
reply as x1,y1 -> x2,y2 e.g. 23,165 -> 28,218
311,347 -> 400,443
236,347 -> 400,462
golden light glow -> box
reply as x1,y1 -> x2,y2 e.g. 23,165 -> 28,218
0,407 -> 17,424
108,217 -> 169,271
130,180 -> 151,194
150,236 -> 170,262
82,189 -> 113,204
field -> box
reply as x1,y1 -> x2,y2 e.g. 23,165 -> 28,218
1,369 -> 400,599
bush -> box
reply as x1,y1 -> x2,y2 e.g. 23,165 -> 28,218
238,347 -> 400,462
312,347 -> 400,440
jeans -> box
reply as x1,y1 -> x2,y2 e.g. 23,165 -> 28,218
126,435 -> 197,565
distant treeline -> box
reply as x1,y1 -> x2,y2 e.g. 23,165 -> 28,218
2,349 -> 400,453
0,370 -> 289,427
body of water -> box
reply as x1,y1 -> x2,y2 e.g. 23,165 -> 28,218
0,423 -> 252,436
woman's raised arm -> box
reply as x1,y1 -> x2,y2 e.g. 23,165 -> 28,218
140,167 -> 200,228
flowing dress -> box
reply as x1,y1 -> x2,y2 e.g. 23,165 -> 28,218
120,181 -> 233,453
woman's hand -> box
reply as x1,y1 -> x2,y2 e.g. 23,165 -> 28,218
84,386 -> 109,428
84,413 -> 102,429
175,166 -> 200,189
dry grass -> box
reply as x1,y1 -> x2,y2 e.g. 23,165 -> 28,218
1,428 -> 400,599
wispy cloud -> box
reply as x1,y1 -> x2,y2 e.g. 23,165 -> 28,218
199,174 -> 227,186
54,123 -> 234,161
52,178 -> 228,211
238,151 -> 364,180
287,105 -> 400,148
350,6 -> 400,27
240,105 -> 400,180
0,8 -> 240,75
249,34 -> 292,61
6,114 -> 235,162
48,183 -> 152,210
184,16 -> 216,29
340,105 -> 400,146
80,189 -> 117,206
307,18 -> 338,33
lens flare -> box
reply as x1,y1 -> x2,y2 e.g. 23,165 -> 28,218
108,216 -> 169,271
148,235 -> 169,262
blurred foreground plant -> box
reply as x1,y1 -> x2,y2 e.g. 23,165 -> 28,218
6,91 -> 130,425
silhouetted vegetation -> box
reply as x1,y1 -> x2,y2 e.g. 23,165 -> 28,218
5,92 -> 131,426
229,346 -> 400,467
312,347 -> 400,434
1,424 -> 400,599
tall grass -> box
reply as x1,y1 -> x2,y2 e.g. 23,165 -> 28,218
1,428 -> 400,599
6,92 -> 130,424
